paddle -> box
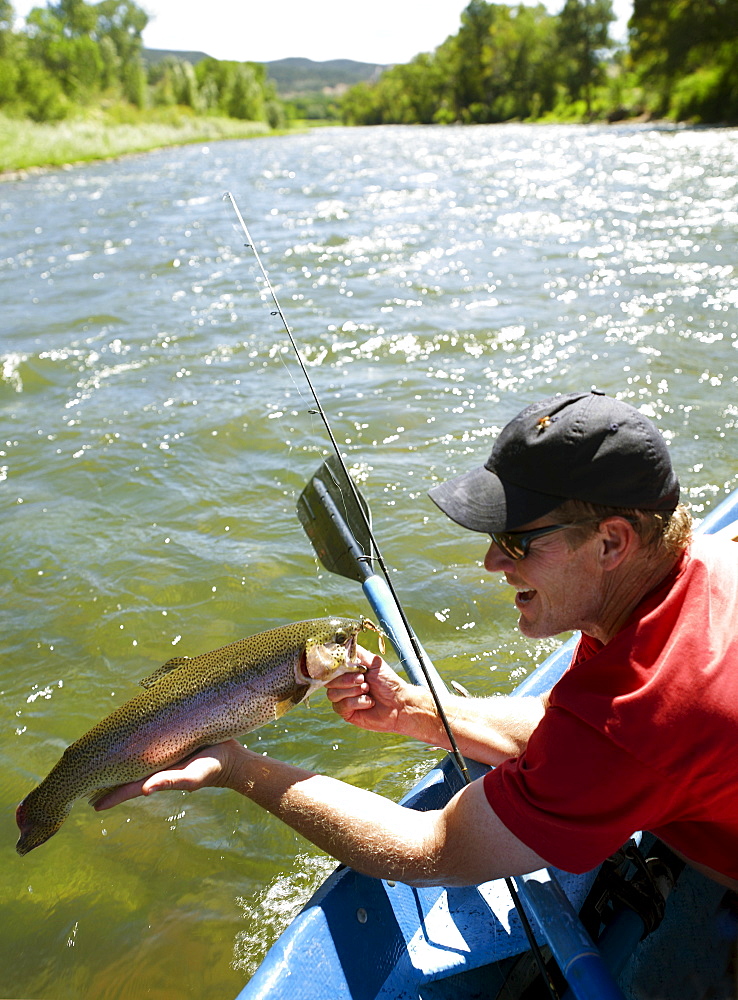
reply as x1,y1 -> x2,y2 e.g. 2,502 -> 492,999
297,454 -> 446,693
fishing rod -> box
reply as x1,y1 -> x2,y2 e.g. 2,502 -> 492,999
223,190 -> 470,783
223,191 -> 561,1000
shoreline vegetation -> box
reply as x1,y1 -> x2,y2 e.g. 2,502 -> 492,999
0,109 -> 282,178
2,0 -> 736,179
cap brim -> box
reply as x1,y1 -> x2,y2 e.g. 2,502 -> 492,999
428,466 -> 564,533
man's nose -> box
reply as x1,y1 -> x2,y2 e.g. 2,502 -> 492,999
484,541 -> 516,572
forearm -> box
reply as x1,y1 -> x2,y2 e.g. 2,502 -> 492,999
225,744 -> 548,886
401,689 -> 548,766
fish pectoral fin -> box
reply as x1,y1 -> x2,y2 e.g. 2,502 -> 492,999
139,656 -> 192,689
88,785 -> 119,807
275,686 -> 310,719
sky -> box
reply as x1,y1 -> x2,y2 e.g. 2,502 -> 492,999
13,0 -> 634,65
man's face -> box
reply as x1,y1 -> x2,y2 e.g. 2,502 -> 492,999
484,519 -> 606,640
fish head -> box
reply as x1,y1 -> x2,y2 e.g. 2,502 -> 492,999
303,616 -> 379,682
15,791 -> 67,856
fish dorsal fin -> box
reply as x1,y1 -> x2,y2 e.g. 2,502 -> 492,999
139,656 -> 191,689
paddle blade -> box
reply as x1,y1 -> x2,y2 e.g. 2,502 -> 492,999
297,455 -> 375,583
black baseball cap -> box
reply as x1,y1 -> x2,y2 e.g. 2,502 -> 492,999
428,390 -> 681,532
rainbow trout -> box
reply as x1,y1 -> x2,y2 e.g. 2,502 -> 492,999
16,616 -> 378,856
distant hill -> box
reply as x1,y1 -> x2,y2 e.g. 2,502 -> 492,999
141,51 -> 387,97
264,57 -> 388,95
142,48 -> 213,66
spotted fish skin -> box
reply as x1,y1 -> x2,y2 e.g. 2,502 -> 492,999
16,617 -> 367,856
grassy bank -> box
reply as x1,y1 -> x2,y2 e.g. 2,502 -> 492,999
0,109 -> 279,176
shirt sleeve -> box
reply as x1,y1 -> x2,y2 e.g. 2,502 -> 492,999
483,704 -> 677,873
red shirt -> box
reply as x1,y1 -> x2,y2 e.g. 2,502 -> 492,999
483,535 -> 738,878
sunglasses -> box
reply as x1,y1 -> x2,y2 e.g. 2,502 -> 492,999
489,523 -> 586,561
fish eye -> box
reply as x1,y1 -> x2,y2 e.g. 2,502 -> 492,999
334,630 -> 348,644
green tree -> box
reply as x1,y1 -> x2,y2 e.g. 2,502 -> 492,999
557,0 -> 615,116
342,2 -> 558,125
18,57 -> 70,120
22,0 -> 148,106
0,0 -> 20,105
47,0 -> 97,34
264,98 -> 286,129
98,33 -> 120,90
478,3 -> 558,121
630,0 -> 738,120
150,57 -> 201,109
0,0 -> 15,50
453,0 -> 496,114
95,0 -> 147,69
93,0 -> 148,105
195,57 -> 274,121
341,80 -> 385,125
0,0 -> 288,123
25,5 -> 104,99
227,63 -> 263,119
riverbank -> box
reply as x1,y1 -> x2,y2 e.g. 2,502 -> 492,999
0,110 -> 284,178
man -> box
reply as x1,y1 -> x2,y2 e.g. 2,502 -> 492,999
96,390 -> 738,891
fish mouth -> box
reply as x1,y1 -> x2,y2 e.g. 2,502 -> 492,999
15,798 -> 54,856
297,650 -> 310,682
15,801 -> 31,855
343,629 -> 363,673
347,632 -> 358,662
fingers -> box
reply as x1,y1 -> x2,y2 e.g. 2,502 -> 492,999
92,742 -> 237,811
93,767 -> 199,811
93,778 -> 150,811
354,644 -> 384,670
327,670 -> 368,695
326,674 -> 374,710
93,769 -> 198,812
327,644 -> 385,703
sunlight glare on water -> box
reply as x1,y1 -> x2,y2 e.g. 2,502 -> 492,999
2,123 -> 737,998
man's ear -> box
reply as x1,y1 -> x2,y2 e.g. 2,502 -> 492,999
598,516 -> 637,569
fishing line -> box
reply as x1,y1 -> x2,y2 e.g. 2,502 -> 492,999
223,191 -> 559,999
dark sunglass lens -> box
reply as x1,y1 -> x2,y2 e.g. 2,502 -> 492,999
491,533 -> 527,560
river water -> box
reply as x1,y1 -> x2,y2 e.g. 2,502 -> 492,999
2,123 -> 737,999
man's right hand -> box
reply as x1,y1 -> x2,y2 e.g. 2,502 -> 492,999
327,645 -> 424,736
